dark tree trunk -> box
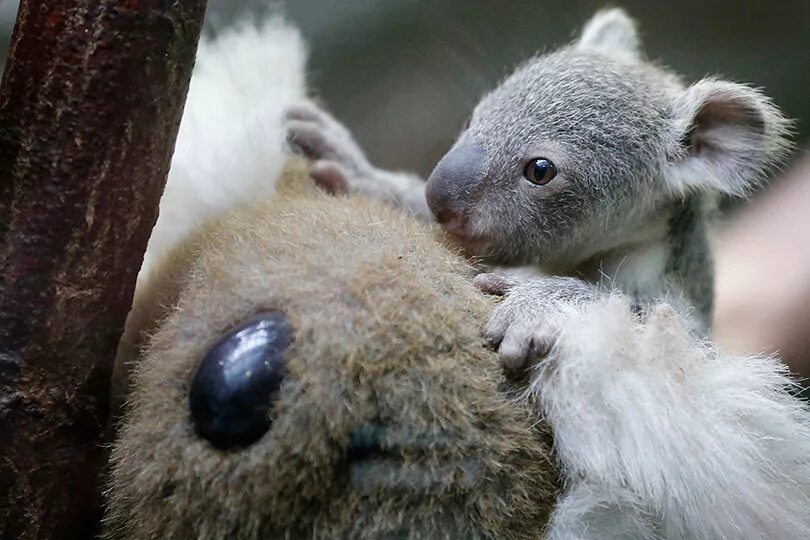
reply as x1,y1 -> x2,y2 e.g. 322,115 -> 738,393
0,1 -> 207,538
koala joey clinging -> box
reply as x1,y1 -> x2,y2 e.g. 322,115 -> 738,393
285,8 -> 790,371
106,14 -> 810,539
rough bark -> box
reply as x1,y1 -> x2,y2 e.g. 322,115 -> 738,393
0,1 -> 207,538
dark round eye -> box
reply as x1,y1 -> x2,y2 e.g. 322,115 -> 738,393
523,158 -> 557,185
189,311 -> 292,450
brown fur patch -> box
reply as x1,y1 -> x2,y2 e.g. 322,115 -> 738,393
105,164 -> 560,539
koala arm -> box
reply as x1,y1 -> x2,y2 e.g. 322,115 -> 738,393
284,102 -> 430,218
478,275 -> 810,539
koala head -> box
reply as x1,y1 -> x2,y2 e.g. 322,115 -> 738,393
104,171 -> 559,539
426,9 -> 790,269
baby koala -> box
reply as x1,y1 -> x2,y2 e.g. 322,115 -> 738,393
285,8 -> 790,373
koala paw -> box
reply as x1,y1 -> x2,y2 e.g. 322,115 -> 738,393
284,102 -> 374,195
475,273 -> 598,376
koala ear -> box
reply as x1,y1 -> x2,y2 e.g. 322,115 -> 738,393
667,78 -> 792,196
577,8 -> 640,61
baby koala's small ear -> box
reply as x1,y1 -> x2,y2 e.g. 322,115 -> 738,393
667,78 -> 792,197
577,8 -> 640,61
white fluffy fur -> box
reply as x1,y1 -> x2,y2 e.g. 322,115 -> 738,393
577,8 -> 641,61
598,242 -> 670,300
536,295 -> 810,539
141,17 -> 307,275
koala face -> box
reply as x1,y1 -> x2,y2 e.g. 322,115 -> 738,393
426,48 -> 682,269
426,9 -> 788,271
105,180 -> 558,539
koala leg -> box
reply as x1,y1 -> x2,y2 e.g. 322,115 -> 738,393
284,102 -> 430,218
531,294 -> 810,539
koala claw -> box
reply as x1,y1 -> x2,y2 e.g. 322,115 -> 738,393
476,274 -> 552,374
309,160 -> 349,195
477,274 -> 598,376
284,102 -> 431,218
485,303 -> 557,376
284,102 -> 374,193
473,272 -> 514,297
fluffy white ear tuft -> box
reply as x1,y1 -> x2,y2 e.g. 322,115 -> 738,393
667,78 -> 792,197
577,8 -> 640,61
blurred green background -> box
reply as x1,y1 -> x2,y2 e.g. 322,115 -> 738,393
2,0 -> 806,176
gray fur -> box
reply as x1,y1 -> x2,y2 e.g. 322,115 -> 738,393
578,7 -> 641,61
665,195 -> 715,319
285,8 -> 790,363
285,102 -> 430,217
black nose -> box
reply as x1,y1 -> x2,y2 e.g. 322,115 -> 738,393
425,139 -> 486,227
189,311 -> 292,450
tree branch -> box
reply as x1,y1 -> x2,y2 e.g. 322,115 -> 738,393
0,1 -> 207,538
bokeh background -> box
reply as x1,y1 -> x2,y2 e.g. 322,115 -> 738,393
1,0 -> 808,375
233,0 -> 810,178
1,0 -> 807,174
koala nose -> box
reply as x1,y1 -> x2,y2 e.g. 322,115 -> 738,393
189,311 -> 292,450
426,139 -> 485,229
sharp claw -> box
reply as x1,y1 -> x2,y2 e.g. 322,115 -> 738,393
483,313 -> 511,347
500,349 -> 529,375
484,331 -> 502,349
310,161 -> 349,196
498,336 -> 530,372
529,331 -> 554,359
473,273 -> 513,296
284,102 -> 326,123
285,120 -> 336,161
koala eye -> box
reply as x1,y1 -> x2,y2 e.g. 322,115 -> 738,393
189,311 -> 292,450
523,158 -> 557,186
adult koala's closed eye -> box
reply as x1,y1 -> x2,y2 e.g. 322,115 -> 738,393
285,8 -> 791,368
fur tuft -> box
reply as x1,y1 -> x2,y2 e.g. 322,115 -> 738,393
577,8 -> 641,61
535,294 -> 810,539
142,16 -> 307,276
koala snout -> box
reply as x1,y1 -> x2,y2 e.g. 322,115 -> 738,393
426,139 -> 486,233
189,311 -> 291,450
